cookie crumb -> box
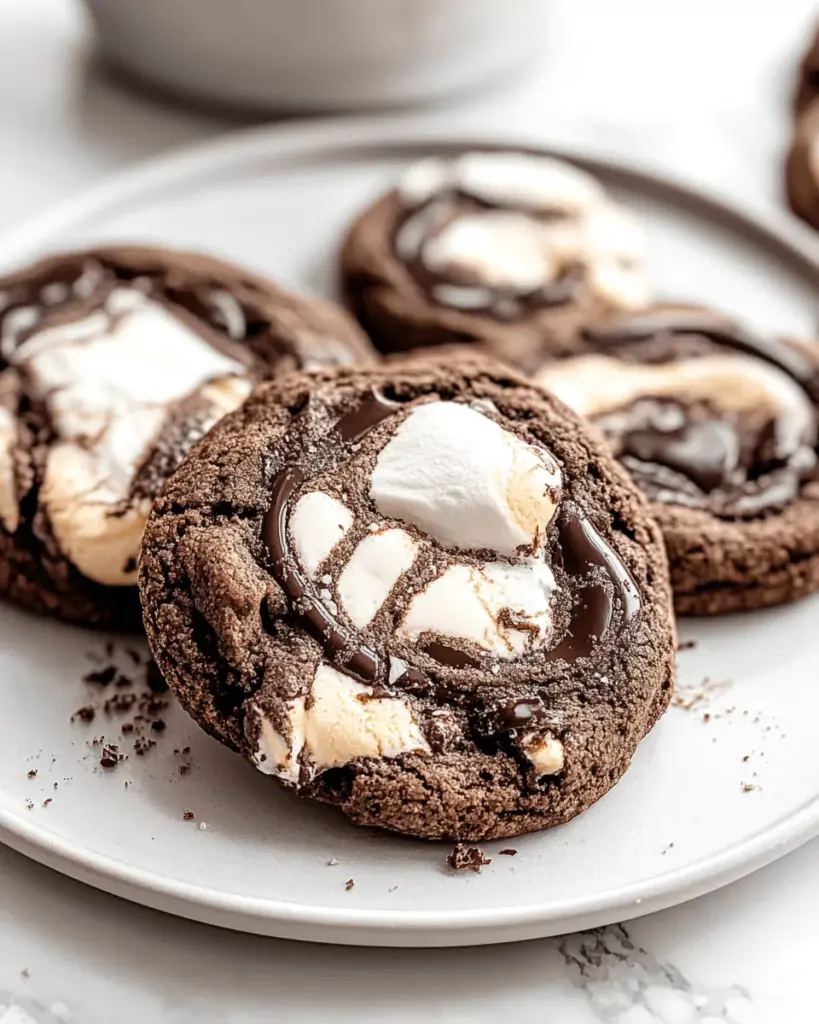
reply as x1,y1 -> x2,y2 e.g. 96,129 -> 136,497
389,885 -> 398,892
72,705 -> 96,724
345,878 -> 355,891
26,769 -> 37,779
99,743 -> 122,769
42,798 -> 52,808
21,967 -> 30,979
499,848 -> 518,857
327,857 -> 339,866
676,640 -> 697,651
182,809 -> 195,821
742,782 -> 757,792
83,665 -> 117,687
25,799 -> 34,810
447,843 -> 491,873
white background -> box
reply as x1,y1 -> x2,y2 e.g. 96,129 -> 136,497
0,1 -> 818,1021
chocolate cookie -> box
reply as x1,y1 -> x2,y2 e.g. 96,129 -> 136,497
535,304 -> 819,614
341,150 -> 653,371
0,244 -> 374,628
794,23 -> 819,114
139,353 -> 674,841
786,99 -> 819,229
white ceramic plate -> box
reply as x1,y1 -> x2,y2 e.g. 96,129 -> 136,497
1,119 -> 819,947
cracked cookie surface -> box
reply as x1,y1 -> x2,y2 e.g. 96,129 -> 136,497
140,352 -> 674,841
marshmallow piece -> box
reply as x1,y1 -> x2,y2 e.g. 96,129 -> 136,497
423,211 -> 558,294
0,406 -> 18,533
398,557 -> 556,659
14,289 -> 250,585
522,733 -> 565,777
536,352 -> 815,454
253,665 -> 429,782
370,402 -> 561,556
337,528 -> 417,628
290,491 -> 354,577
398,152 -> 606,211
254,697 -> 307,784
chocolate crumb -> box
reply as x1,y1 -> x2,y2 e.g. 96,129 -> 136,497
99,744 -> 122,769
182,746 -> 191,755
25,799 -> 34,810
345,878 -> 355,891
122,722 -> 135,734
134,736 -> 156,756
83,665 -> 117,687
676,640 -> 697,651
179,763 -> 191,776
447,843 -> 491,873
126,648 -> 142,665
72,705 -> 96,724
389,885 -> 399,892
20,967 -> 30,979
182,809 -> 195,821
26,769 -> 37,779
499,848 -> 518,857
42,798 -> 52,808
150,719 -> 166,733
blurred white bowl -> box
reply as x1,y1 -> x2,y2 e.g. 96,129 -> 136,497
82,0 -> 549,112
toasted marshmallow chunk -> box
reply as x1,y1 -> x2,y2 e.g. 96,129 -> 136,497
399,557 -> 555,659
370,402 -> 560,556
253,697 -> 307,784
536,352 -> 815,455
0,406 -> 18,533
337,528 -> 417,628
290,491 -> 354,577
15,290 -> 249,586
252,665 -> 429,783
522,733 -> 565,777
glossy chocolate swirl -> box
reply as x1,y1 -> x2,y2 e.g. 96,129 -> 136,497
393,151 -> 651,320
541,308 -> 819,519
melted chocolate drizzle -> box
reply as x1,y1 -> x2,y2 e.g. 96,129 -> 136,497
546,515 -> 640,663
263,467 -> 379,683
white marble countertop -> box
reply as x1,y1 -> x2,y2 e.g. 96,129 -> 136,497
0,1 -> 818,1020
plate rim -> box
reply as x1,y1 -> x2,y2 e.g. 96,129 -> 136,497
1,113 -> 818,945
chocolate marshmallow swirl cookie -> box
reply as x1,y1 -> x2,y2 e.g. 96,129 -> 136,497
140,354 -> 673,841
341,150 -> 652,370
536,304 -> 819,614
0,245 -> 373,628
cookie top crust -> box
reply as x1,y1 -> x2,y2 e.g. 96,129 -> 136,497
0,245 -> 374,619
140,353 -> 673,824
341,150 -> 652,368
536,304 -> 819,521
